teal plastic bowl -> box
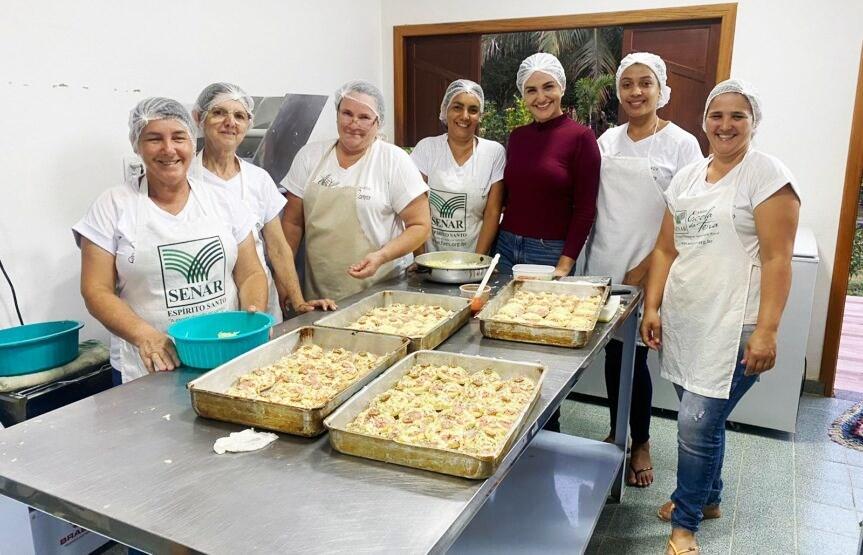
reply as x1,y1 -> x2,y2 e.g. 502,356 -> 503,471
0,320 -> 84,376
167,311 -> 274,369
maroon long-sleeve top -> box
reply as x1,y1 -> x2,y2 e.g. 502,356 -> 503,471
500,114 -> 601,260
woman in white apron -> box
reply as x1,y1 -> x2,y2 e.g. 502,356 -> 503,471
74,98 -> 268,383
641,80 -> 799,555
191,82 -> 336,322
586,53 -> 702,488
410,79 -> 505,254
281,80 -> 430,301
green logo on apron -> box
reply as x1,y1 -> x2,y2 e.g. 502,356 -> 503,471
429,189 -> 467,232
158,236 -> 227,309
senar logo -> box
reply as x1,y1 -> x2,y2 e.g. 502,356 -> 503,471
429,189 -> 467,231
158,236 -> 228,314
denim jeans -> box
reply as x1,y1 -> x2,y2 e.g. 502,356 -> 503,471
671,326 -> 758,532
494,230 -> 567,275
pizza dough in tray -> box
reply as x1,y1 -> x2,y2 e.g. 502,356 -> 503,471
489,289 -> 603,330
346,303 -> 454,337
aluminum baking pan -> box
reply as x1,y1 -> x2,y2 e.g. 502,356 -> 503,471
414,251 -> 492,284
187,326 -> 409,437
324,350 -> 545,479
313,290 -> 470,352
477,279 -> 610,348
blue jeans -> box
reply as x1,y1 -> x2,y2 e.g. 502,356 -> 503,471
494,230 -> 567,275
671,326 -> 758,532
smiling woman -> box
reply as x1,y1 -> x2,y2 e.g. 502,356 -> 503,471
72,97 -> 268,384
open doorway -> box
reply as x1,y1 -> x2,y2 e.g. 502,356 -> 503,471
820,45 -> 863,398
393,4 -> 737,147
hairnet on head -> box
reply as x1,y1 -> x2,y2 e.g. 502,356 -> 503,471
702,78 -> 763,131
128,97 -> 196,154
516,53 -> 566,96
615,52 -> 671,109
193,82 -> 255,127
439,79 -> 485,124
334,80 -> 385,126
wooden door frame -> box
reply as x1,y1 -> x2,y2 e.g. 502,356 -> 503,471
393,3 -> 738,145
819,44 -> 863,397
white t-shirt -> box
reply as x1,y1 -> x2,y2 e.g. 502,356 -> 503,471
282,139 -> 428,269
666,150 -> 799,324
598,122 -> 703,192
411,134 -> 505,252
201,159 -> 286,230
72,177 -> 256,370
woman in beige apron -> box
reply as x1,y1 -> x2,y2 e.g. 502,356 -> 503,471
191,82 -> 335,321
586,52 -> 702,488
281,80 -> 430,301
75,98 -> 267,383
641,80 -> 799,555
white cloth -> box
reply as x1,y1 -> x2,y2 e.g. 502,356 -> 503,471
667,149 -> 798,324
194,153 -> 286,322
73,176 -> 255,381
597,122 -> 702,193
213,428 -> 279,454
410,134 -> 505,252
660,155 -> 754,399
283,139 -> 428,272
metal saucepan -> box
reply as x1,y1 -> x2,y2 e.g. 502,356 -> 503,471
414,251 -> 492,284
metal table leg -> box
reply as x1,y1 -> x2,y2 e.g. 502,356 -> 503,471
610,305 -> 638,502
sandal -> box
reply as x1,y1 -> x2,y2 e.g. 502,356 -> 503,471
657,501 -> 721,522
666,539 -> 699,555
627,464 -> 653,487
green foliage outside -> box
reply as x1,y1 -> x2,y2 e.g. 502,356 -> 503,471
848,185 -> 863,297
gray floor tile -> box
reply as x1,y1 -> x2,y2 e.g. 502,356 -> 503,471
796,472 -> 854,509
729,514 -> 796,555
600,535 -> 668,555
853,487 -> 863,509
798,526 -> 859,555
606,493 -> 670,540
797,458 -> 851,486
584,534 -> 604,555
795,436 -> 849,464
844,446 -> 863,468
849,465 -> 863,489
798,500 -> 860,539
593,504 -> 616,537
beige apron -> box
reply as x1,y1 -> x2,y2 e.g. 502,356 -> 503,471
660,154 -> 756,399
302,141 -> 398,301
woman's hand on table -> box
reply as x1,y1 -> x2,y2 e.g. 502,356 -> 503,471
640,309 -> 662,350
293,298 -> 338,313
742,327 -> 777,375
348,251 -> 386,279
136,329 -> 180,373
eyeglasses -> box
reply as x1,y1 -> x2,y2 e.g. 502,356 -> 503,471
207,107 -> 251,126
339,110 -> 378,129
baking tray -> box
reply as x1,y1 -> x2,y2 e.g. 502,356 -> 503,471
477,279 -> 610,348
324,350 -> 545,479
187,326 -> 409,437
313,290 -> 471,351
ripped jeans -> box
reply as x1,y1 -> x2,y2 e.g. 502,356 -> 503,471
671,325 -> 758,532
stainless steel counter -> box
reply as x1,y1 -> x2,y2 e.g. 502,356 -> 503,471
0,275 -> 641,554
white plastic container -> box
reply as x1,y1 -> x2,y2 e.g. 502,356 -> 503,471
511,264 -> 555,281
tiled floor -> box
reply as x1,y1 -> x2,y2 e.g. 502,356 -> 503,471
559,394 -> 863,554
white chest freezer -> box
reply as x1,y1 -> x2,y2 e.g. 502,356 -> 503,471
573,227 -> 819,433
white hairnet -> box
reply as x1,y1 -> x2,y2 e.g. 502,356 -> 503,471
615,52 -> 671,109
334,80 -> 385,125
516,53 -> 566,96
702,78 -> 763,131
439,79 -> 485,124
193,82 -> 254,127
128,97 -> 196,154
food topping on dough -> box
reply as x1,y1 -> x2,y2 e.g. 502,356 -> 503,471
347,303 -> 454,337
490,290 -> 602,330
225,344 -> 385,408
347,363 -> 537,457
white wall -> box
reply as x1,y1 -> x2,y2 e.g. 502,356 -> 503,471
0,1 -> 383,345
380,0 -> 863,380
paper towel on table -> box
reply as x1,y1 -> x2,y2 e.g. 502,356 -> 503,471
213,428 -> 279,455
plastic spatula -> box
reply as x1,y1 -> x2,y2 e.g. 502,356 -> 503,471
471,253 -> 500,313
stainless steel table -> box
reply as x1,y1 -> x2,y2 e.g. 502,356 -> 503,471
0,275 -> 640,554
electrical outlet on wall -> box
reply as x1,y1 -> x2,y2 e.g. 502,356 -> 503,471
122,155 -> 143,182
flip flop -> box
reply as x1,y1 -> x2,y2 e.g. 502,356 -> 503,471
627,464 -> 653,487
666,539 -> 699,555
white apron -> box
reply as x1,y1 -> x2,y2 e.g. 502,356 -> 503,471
586,129 -> 666,283
115,177 -> 240,382
659,155 -> 755,399
427,139 -> 486,252
192,153 -> 282,322
302,141 -> 398,301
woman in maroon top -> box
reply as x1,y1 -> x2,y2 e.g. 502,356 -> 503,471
495,53 -> 601,278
